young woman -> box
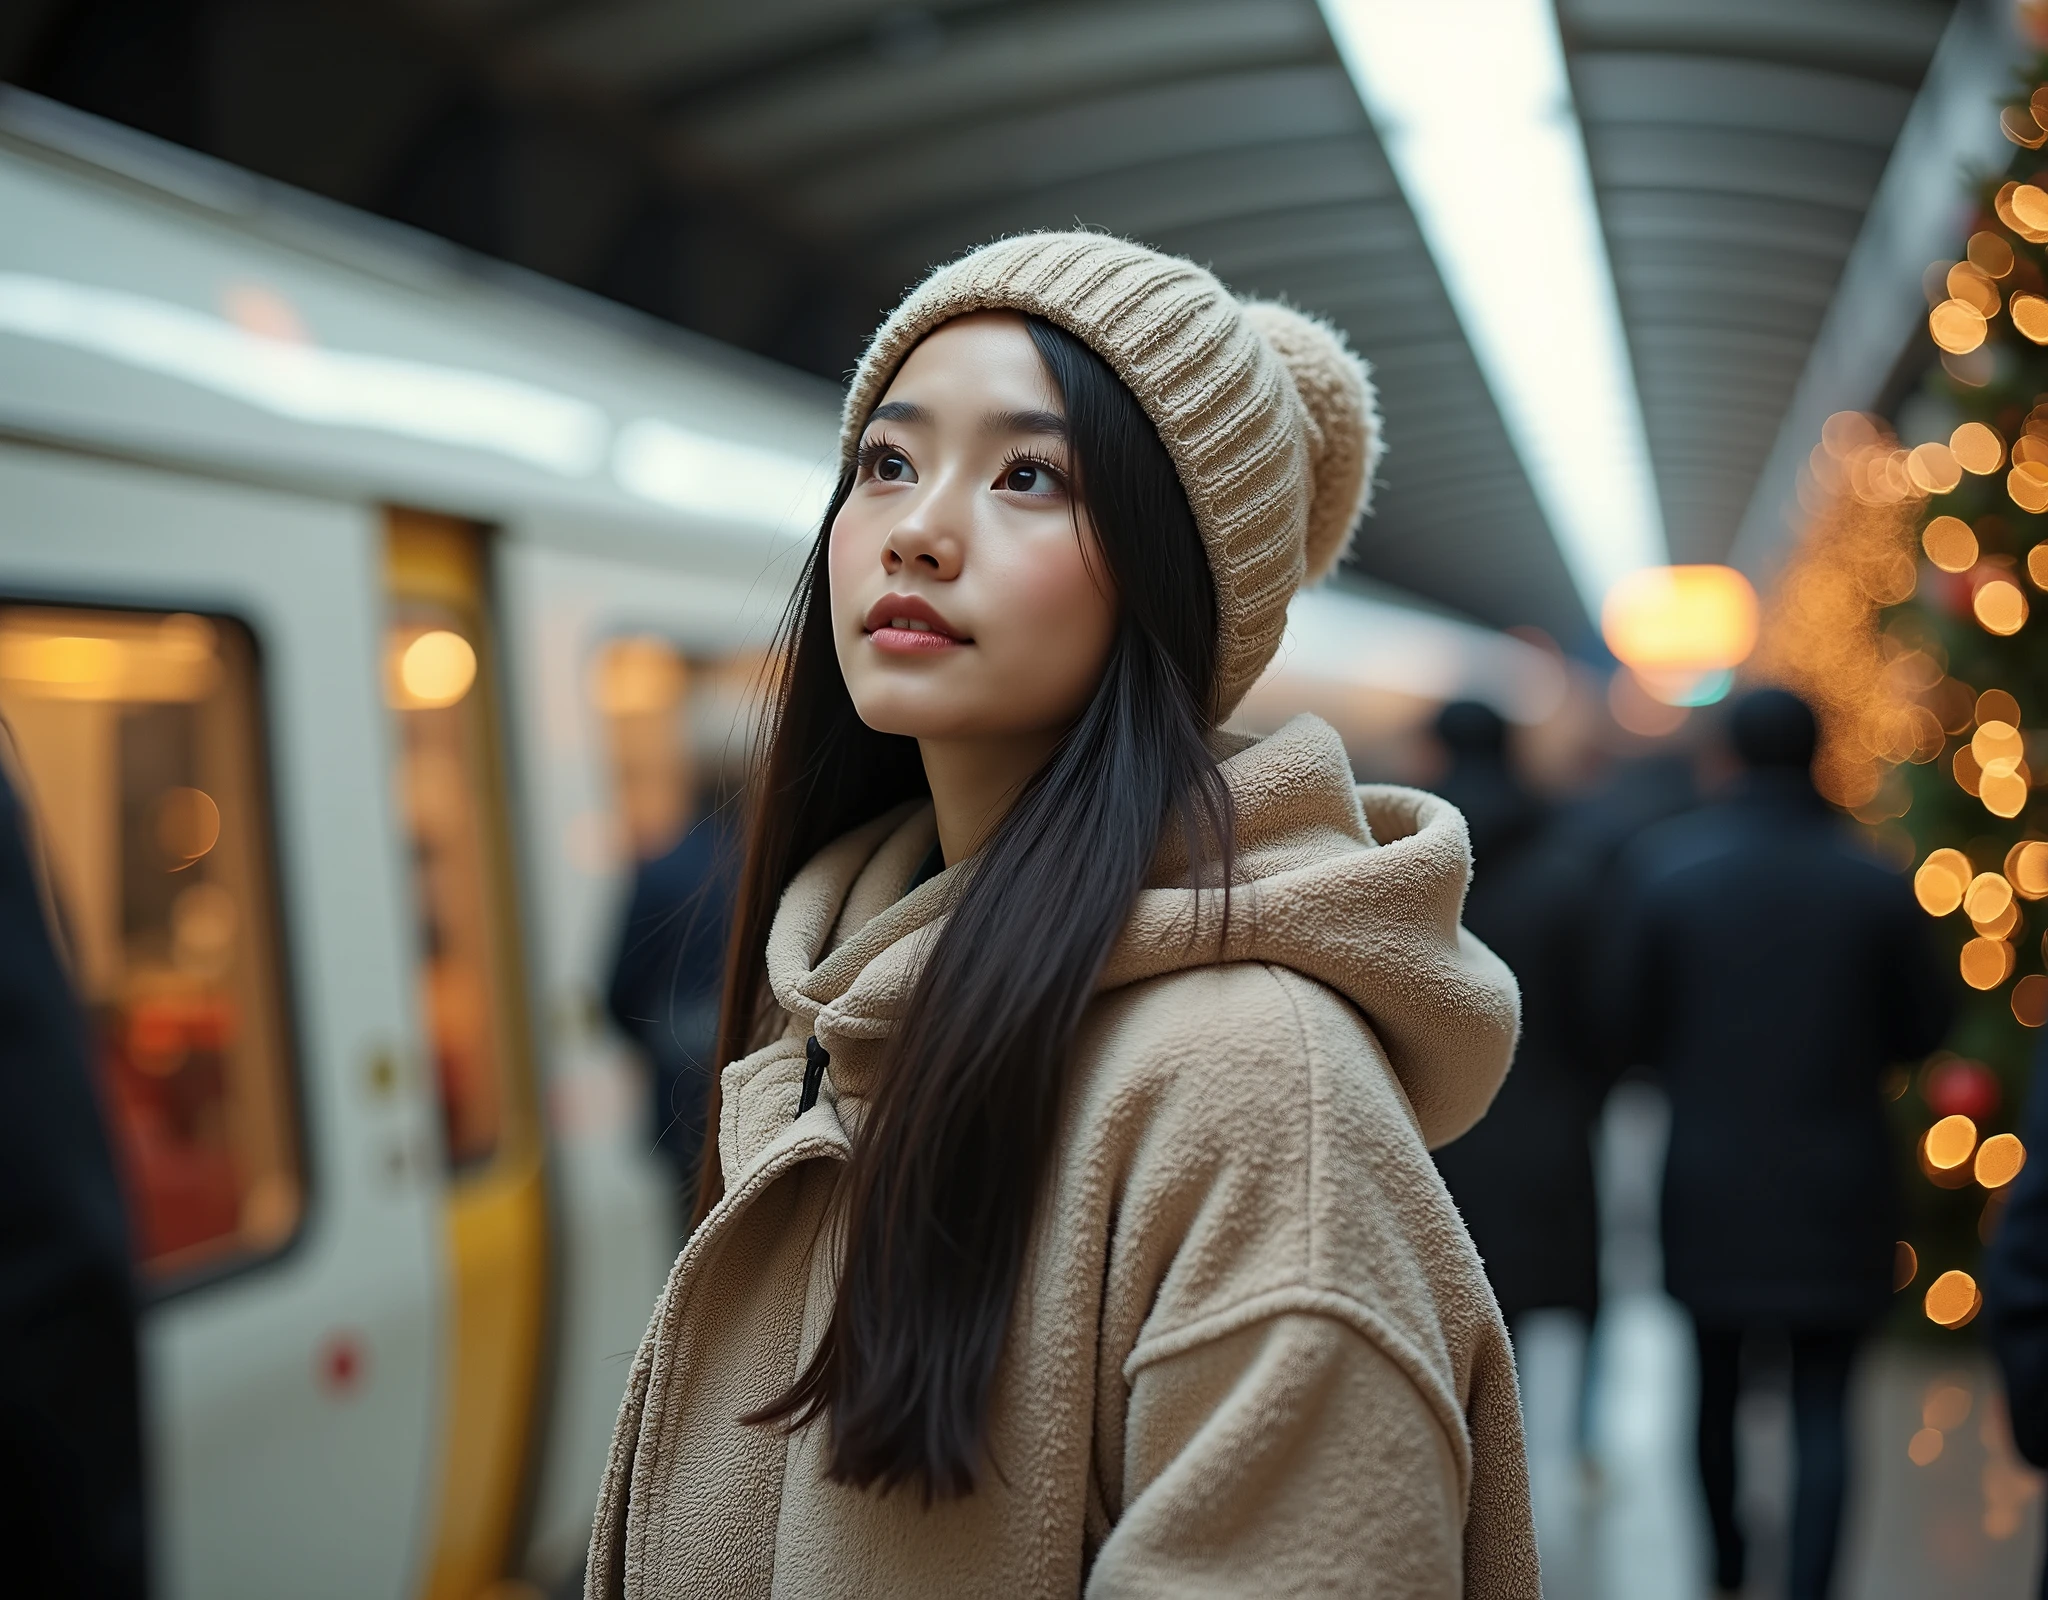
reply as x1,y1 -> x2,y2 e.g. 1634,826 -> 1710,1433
589,233 -> 1538,1598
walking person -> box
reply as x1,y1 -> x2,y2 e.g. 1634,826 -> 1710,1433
1430,703 -> 1613,1472
588,234 -> 1539,1596
1608,687 -> 1953,1600
607,805 -> 736,1203
1431,700 -> 1606,1334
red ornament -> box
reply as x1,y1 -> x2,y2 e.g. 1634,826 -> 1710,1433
1924,566 -> 1976,620
1925,1057 -> 2002,1123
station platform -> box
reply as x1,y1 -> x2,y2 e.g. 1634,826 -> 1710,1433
1525,1086 -> 2046,1599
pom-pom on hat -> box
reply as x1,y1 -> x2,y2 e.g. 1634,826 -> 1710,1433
840,231 -> 1382,719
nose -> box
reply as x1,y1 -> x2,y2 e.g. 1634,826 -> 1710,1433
882,499 -> 964,580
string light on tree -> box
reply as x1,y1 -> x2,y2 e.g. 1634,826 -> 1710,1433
1750,54 -> 2048,1332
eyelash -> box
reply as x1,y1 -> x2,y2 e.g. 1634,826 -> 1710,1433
854,437 -> 1068,491
998,448 -> 1067,490
856,434 -> 909,477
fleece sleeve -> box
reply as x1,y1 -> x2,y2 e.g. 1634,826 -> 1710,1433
1087,1310 -> 1463,1599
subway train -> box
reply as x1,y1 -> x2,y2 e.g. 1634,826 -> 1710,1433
0,89 -> 1561,1600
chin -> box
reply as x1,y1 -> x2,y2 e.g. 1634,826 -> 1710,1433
848,681 -> 1000,743
854,700 -> 976,741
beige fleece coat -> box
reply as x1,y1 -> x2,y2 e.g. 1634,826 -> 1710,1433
588,715 -> 1540,1598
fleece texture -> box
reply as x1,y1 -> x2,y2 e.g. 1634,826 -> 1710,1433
587,715 -> 1539,1599
837,232 -> 1385,718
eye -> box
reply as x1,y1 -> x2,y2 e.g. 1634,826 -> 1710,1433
999,458 -> 1062,496
858,437 -> 916,484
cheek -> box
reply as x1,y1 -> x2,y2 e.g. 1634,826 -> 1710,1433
985,526 -> 1118,703
826,502 -> 879,630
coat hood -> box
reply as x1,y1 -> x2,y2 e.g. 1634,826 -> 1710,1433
744,713 -> 1517,1160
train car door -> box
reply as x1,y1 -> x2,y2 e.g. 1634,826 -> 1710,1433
0,443 -> 443,1599
384,512 -> 551,1600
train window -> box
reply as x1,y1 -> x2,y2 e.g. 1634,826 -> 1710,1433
0,605 -> 301,1282
591,637 -> 694,864
590,638 -> 765,865
385,513 -> 530,1173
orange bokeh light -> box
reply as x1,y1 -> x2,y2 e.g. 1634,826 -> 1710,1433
1962,938 -> 2016,989
1951,424 -> 2006,475
2011,842 -> 2048,897
1977,1133 -> 2028,1188
1925,1268 -> 1981,1327
1927,1114 -> 1981,1169
1601,565 -> 1760,674
1965,871 -> 2015,922
1923,516 -> 1980,571
1915,849 -> 1971,915
1977,580 -> 2031,635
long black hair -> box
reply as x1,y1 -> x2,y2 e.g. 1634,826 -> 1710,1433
703,314 -> 1232,1499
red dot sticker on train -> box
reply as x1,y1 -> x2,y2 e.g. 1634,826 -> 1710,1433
316,1331 -> 367,1398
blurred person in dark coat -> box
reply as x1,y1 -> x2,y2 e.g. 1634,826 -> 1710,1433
601,650 -> 738,1204
1431,702 -> 1612,1337
1985,1037 -> 2048,1600
0,764 -> 148,1598
1609,687 -> 1953,1600
607,812 -> 735,1201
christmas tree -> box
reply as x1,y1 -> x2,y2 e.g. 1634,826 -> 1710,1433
1752,60 -> 2048,1334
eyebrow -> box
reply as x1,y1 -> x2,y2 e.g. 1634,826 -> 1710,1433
985,407 -> 1068,440
865,400 -> 1068,440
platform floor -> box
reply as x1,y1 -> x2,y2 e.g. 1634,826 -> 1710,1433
1520,1086 -> 2047,1599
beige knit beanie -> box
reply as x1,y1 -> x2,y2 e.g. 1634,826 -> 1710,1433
840,231 -> 1382,718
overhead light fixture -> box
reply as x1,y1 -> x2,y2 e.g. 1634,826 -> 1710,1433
1602,562 -> 1758,705
1318,0 -> 1668,614
1601,564 -> 1759,670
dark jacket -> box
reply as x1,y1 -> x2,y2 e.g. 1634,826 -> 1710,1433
1986,1043 -> 2048,1600
1987,1039 -> 2048,1463
1433,759 -> 1614,1321
0,768 -> 148,1597
1609,771 -> 1954,1327
606,815 -> 736,1188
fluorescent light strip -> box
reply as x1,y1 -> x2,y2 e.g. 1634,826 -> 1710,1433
0,272 -> 830,535
1318,0 -> 1668,611
0,273 -> 608,475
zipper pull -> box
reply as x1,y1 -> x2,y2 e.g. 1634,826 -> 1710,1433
797,1035 -> 829,1118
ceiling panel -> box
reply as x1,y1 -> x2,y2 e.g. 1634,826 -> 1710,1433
780,64 -> 1367,235
1568,11 -> 1939,573
664,0 -> 1326,176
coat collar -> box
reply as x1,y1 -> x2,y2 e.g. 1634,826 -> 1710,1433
763,800 -> 956,1079
717,713 -> 1519,1186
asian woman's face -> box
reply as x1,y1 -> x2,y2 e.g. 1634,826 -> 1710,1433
829,312 -> 1119,749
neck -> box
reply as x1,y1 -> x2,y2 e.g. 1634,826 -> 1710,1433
918,728 -> 1065,865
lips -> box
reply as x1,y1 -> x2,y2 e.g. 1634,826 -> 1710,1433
864,593 -> 969,653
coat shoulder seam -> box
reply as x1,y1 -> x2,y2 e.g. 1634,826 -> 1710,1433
1118,1283 -> 1474,1496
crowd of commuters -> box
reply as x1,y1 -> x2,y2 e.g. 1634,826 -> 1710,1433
1429,688 -> 1962,1600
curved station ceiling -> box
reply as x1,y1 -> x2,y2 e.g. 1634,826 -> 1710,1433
5,0 -> 1963,646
